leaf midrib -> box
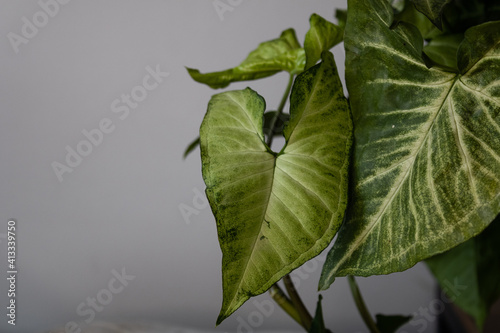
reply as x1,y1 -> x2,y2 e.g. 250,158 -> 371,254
329,75 -> 461,276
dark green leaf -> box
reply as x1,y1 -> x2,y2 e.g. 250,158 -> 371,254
375,314 -> 412,333
263,111 -> 289,137
183,137 -> 200,159
457,21 -> 500,74
187,29 -> 304,89
426,215 -> 500,330
304,14 -> 344,69
393,0 -> 442,39
409,0 -> 452,30
200,52 -> 352,324
309,295 -> 328,333
423,33 -> 463,71
319,0 -> 500,289
335,9 -> 347,29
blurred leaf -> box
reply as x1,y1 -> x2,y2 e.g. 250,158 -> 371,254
423,33 -> 463,70
375,314 -> 412,333
394,0 -> 443,39
335,9 -> 347,29
183,137 -> 200,159
187,29 -> 305,89
263,111 -> 289,137
304,14 -> 344,69
409,0 -> 452,30
309,295 -> 330,333
426,215 -> 500,330
200,52 -> 352,324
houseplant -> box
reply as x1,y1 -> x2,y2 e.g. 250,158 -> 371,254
185,0 -> 500,331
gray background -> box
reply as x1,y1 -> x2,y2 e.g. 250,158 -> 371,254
0,1 -> 437,332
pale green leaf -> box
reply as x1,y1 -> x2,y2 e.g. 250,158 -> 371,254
426,215 -> 500,330
319,0 -> 500,289
409,0 -> 451,30
200,52 -> 352,324
304,14 -> 344,69
187,29 -> 305,89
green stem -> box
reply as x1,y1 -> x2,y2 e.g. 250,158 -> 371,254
284,274 -> 313,330
266,74 -> 294,148
269,285 -> 304,328
347,275 -> 381,333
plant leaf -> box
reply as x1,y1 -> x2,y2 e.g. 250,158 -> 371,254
304,14 -> 344,69
200,52 -> 352,324
426,214 -> 500,330
309,295 -> 329,333
335,9 -> 347,29
394,0 -> 443,39
187,29 -> 304,89
319,0 -> 500,290
263,111 -> 289,138
183,137 -> 200,159
375,314 -> 412,333
409,0 -> 452,30
423,33 -> 463,71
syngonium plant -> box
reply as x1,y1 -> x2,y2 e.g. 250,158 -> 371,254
185,0 -> 500,331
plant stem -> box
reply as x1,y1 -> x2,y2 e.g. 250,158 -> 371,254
266,74 -> 294,148
347,275 -> 381,333
269,285 -> 304,328
284,274 -> 313,330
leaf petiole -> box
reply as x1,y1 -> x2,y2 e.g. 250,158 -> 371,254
347,275 -> 381,333
266,74 -> 294,148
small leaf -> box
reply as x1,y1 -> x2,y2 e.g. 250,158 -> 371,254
319,0 -> 500,289
393,1 -> 443,39
183,137 -> 200,159
426,215 -> 500,330
187,29 -> 304,89
409,0 -> 452,30
423,33 -> 463,71
375,314 -> 412,333
309,295 -> 329,333
263,111 -> 289,137
200,52 -> 352,324
304,14 -> 344,69
335,9 -> 347,29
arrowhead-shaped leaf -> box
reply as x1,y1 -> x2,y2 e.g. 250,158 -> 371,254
304,14 -> 344,69
409,0 -> 451,30
200,52 -> 352,324
319,0 -> 500,289
426,214 -> 500,330
187,29 -> 305,89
